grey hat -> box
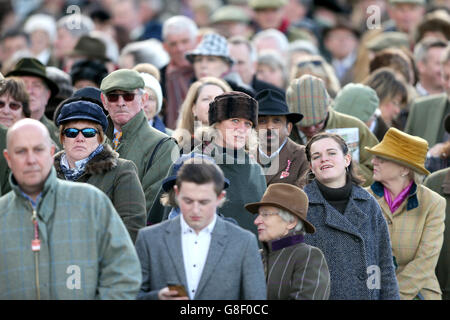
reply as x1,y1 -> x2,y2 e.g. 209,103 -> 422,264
249,0 -> 287,9
366,32 -> 410,52
185,33 -> 234,66
210,5 -> 251,24
333,83 -> 379,123
100,69 -> 145,94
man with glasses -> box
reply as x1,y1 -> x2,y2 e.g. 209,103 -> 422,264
0,118 -> 142,299
6,58 -> 61,149
100,69 -> 178,219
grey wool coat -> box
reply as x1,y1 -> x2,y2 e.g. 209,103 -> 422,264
54,144 -> 146,243
304,180 -> 400,300
262,232 -> 330,300
135,215 -> 267,300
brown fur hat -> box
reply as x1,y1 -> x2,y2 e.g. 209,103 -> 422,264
208,91 -> 258,127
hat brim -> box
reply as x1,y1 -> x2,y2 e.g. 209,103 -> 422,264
185,53 -> 234,66
162,176 -> 230,192
6,69 -> 59,98
365,146 -> 430,175
258,111 -> 304,124
245,201 -> 315,234
58,115 -> 107,132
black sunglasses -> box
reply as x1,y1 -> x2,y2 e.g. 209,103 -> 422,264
0,100 -> 22,110
63,128 -> 98,138
106,92 -> 137,102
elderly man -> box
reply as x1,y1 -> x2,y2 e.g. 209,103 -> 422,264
255,89 -> 308,187
287,75 -> 379,186
100,69 -> 178,217
135,158 -> 267,300
160,15 -> 198,129
0,119 -> 142,299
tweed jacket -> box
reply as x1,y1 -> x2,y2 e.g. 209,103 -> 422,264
192,143 -> 267,237
105,110 -> 179,216
54,144 -> 146,242
424,168 -> 450,300
404,93 -> 449,148
262,232 -> 330,300
304,180 -> 400,300
135,215 -> 267,300
0,168 -> 142,299
257,138 -> 309,188
367,182 -> 445,300
290,108 -> 379,187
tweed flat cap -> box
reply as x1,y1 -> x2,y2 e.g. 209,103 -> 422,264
209,91 -> 258,127
185,33 -> 234,66
100,69 -> 144,93
286,75 -> 330,127
333,83 -> 379,123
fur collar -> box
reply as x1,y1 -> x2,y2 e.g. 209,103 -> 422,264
54,143 -> 118,177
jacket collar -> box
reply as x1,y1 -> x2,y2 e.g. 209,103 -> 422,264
106,109 -> 147,140
370,181 -> 419,211
264,232 -> 305,253
54,143 -> 118,177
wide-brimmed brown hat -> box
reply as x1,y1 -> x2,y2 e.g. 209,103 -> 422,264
365,127 -> 430,175
245,183 -> 315,234
68,35 -> 110,62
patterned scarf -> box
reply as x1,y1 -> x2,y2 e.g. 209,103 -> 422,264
60,144 -> 104,181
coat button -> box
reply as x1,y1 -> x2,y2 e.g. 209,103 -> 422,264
354,237 -> 361,242
358,274 -> 366,281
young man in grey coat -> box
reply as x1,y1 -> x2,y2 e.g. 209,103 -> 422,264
135,158 -> 267,300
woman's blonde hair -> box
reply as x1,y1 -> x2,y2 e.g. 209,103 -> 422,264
172,77 -> 231,148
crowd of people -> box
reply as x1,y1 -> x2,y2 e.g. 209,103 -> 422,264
0,0 -> 449,301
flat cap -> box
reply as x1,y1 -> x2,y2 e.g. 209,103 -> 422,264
366,32 -> 410,52
100,69 -> 144,93
210,5 -> 251,24
56,100 -> 108,132
389,0 -> 425,4
249,0 -> 287,9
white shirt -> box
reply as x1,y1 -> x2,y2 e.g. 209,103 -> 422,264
180,214 -> 217,299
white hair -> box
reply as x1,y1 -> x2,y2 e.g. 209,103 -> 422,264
162,15 -> 198,41
119,39 -> 169,69
252,28 -> 289,54
24,14 -> 57,43
277,208 -> 305,233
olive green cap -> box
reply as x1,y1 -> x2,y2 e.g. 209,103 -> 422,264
100,69 -> 144,93
249,0 -> 287,10
365,32 -> 410,52
211,5 -> 251,24
333,83 -> 379,123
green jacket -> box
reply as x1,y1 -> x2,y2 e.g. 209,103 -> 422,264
54,144 -> 146,243
290,108 -> 379,186
193,143 -> 267,238
0,124 -> 8,195
0,168 -> 142,299
405,93 -> 449,148
105,110 -> 178,216
424,168 -> 450,300
41,114 -> 62,149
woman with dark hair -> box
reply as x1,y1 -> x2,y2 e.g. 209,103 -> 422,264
303,132 -> 399,300
54,98 -> 146,242
0,77 -> 31,128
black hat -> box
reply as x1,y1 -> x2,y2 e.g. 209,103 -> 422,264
255,89 -> 303,124
6,57 -> 59,98
56,100 -> 108,132
70,59 -> 108,88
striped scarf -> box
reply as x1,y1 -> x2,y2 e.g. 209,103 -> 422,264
60,144 -> 104,181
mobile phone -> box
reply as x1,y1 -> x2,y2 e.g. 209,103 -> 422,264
167,283 -> 188,297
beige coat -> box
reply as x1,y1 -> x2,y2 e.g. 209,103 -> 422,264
367,182 -> 446,300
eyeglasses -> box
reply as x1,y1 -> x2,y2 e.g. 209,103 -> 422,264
0,100 -> 22,110
258,211 -> 278,219
106,92 -> 137,102
63,128 -> 98,138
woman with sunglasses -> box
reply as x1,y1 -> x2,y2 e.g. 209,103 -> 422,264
54,98 -> 146,242
0,77 -> 31,128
